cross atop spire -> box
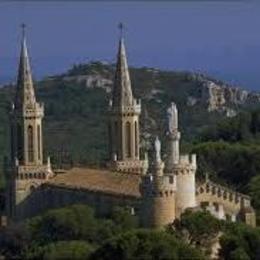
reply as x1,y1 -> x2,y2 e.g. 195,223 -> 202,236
112,24 -> 133,107
21,23 -> 26,39
118,22 -> 125,39
15,24 -> 36,109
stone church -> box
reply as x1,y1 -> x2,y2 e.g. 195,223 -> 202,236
4,27 -> 256,228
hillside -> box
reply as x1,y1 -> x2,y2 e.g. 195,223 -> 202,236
1,61 -> 260,168
1,61 -> 260,222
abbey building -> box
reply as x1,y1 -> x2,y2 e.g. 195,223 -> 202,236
3,28 -> 256,228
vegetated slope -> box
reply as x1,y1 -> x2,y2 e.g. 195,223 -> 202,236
0,62 -> 260,187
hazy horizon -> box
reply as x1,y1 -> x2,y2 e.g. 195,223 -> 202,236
1,2 -> 260,90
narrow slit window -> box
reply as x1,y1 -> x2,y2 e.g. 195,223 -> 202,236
28,125 -> 34,162
125,122 -> 131,158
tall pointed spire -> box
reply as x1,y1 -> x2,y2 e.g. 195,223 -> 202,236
108,24 -> 146,174
112,23 -> 133,107
15,24 -> 36,109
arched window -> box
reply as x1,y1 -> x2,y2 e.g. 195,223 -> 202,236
37,125 -> 41,160
206,184 -> 210,193
114,121 -> 118,157
125,122 -> 131,158
134,121 -> 138,157
17,123 -> 23,161
229,193 -> 233,202
108,122 -> 112,156
28,125 -> 34,162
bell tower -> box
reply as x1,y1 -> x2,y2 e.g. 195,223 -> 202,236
11,24 -> 44,166
6,25 -> 53,220
108,24 -> 147,174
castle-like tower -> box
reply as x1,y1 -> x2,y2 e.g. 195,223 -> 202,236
165,102 -> 180,171
6,26 -> 53,220
141,137 -> 176,228
165,102 -> 197,216
108,28 -> 147,174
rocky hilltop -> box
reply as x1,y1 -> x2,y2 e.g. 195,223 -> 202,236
1,61 -> 260,168
186,73 -> 260,116
47,62 -> 260,117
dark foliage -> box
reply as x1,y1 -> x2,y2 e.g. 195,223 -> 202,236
90,229 -> 204,260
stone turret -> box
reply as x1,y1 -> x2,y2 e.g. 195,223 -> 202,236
164,102 -> 197,217
6,25 -> 53,220
174,154 -> 197,217
165,102 -> 181,172
140,137 -> 176,228
108,25 -> 147,174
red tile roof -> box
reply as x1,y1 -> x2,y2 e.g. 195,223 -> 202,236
47,167 -> 141,198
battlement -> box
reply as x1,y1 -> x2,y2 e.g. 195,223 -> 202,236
172,154 -> 197,175
179,154 -> 196,166
167,130 -> 181,140
196,180 -> 252,208
16,163 -> 53,180
108,159 -> 148,175
141,174 -> 176,198
12,102 -> 44,118
109,98 -> 141,115
23,102 -> 44,117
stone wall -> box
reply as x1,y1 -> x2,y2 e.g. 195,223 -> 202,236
141,174 -> 176,228
18,183 -> 141,220
196,180 -> 255,226
141,193 -> 176,228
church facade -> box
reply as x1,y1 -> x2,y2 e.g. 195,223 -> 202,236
4,28 -> 256,228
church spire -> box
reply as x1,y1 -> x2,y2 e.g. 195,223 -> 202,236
108,24 -> 146,174
15,24 -> 36,109
112,23 -> 133,107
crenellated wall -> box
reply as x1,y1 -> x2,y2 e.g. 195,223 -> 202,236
196,180 -> 256,226
174,154 -> 197,217
140,174 -> 176,228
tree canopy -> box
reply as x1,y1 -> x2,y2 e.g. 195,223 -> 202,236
91,229 -> 204,260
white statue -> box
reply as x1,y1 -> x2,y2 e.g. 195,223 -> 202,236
15,157 -> 19,167
167,102 -> 178,133
113,153 -> 117,161
154,136 -> 161,162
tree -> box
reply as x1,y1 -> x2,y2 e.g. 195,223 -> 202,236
219,222 -> 260,260
110,206 -> 139,232
173,210 -> 222,256
24,240 -> 94,260
249,175 -> 260,225
26,204 -> 138,247
27,204 -> 98,244
90,229 -> 204,260
249,175 -> 260,210
0,223 -> 30,259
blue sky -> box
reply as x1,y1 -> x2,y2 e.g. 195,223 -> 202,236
0,2 -> 260,90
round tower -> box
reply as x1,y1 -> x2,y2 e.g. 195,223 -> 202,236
140,137 -> 176,228
174,154 -> 197,217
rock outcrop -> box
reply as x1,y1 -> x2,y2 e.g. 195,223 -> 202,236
46,62 -> 260,118
185,74 -> 260,116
